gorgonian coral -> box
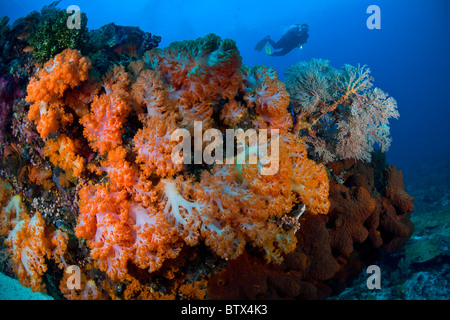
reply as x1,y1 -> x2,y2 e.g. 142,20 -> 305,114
285,58 -> 399,163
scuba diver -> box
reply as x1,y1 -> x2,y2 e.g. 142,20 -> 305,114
255,24 -> 309,56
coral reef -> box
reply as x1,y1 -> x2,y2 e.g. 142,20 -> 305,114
208,159 -> 414,299
0,4 -> 415,301
71,33 -> 330,283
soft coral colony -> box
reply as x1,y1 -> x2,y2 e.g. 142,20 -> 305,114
26,37 -> 329,281
0,7 -> 413,300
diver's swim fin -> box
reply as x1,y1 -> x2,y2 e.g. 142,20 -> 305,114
254,37 -> 268,51
264,44 -> 272,55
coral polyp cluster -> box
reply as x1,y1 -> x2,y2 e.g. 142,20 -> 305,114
0,5 -> 413,300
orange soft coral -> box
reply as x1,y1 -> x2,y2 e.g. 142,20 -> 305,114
99,146 -> 139,191
211,135 -> 324,262
291,156 -> 330,215
103,64 -> 130,99
152,33 -> 242,103
177,100 -> 215,133
240,65 -> 293,134
26,49 -> 91,138
71,34 -> 332,276
80,92 -> 129,154
75,183 -> 183,279
239,133 -> 330,216
142,34 -> 242,132
75,184 -> 133,280
287,135 -> 330,215
219,99 -> 248,127
195,164 -> 297,263
64,79 -> 101,118
134,115 -> 184,178
60,269 -> 103,300
154,175 -> 203,246
129,201 -> 182,273
131,69 -> 173,119
80,66 -> 131,155
5,212 -> 51,292
0,193 -> 28,236
28,166 -> 55,190
178,279 -> 207,300
194,166 -> 254,259
44,134 -> 85,178
51,230 -> 69,270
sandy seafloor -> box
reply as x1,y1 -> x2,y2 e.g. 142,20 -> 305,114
0,272 -> 53,300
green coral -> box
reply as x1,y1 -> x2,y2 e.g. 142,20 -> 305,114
29,2 -> 88,63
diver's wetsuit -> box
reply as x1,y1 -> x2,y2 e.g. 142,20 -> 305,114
260,24 -> 309,56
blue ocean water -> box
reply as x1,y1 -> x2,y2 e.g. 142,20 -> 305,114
3,0 -> 448,183
0,0 -> 449,300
